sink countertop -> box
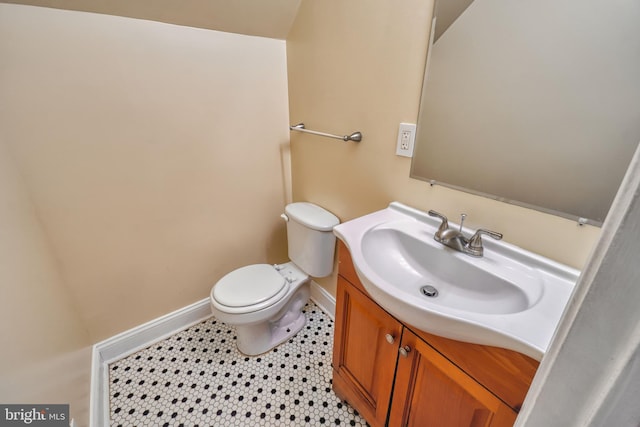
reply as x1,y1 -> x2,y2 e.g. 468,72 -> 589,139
333,202 -> 580,361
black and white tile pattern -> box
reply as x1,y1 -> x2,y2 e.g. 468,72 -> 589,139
109,302 -> 369,426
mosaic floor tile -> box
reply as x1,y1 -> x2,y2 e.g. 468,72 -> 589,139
109,302 -> 369,426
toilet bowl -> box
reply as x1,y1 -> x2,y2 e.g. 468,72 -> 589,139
210,262 -> 310,355
209,202 -> 339,356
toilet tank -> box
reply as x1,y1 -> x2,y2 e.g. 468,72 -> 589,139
283,202 -> 340,277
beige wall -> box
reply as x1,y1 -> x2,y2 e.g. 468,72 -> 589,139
287,0 -> 600,295
2,0 -> 301,39
0,4 -> 291,341
0,140 -> 92,424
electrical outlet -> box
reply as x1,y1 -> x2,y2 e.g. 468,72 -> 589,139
396,123 -> 416,157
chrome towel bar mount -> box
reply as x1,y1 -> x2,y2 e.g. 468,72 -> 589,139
289,123 -> 362,143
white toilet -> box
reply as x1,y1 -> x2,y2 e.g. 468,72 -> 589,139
209,202 -> 340,356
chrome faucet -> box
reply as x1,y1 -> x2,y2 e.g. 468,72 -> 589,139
427,210 -> 503,257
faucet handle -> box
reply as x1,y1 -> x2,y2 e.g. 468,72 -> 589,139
428,210 -> 449,237
428,210 -> 447,222
466,229 -> 503,257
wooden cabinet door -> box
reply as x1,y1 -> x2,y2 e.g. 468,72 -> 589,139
388,329 -> 517,427
332,276 -> 403,427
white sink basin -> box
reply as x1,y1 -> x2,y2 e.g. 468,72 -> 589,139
362,225 -> 544,315
334,202 -> 579,360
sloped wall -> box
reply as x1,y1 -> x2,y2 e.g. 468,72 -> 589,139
0,140 -> 92,424
0,4 -> 291,341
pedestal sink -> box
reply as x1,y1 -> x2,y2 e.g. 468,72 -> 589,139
333,202 -> 579,360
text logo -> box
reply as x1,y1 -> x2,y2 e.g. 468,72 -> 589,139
0,405 -> 69,426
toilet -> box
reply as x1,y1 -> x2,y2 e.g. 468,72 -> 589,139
209,202 -> 340,356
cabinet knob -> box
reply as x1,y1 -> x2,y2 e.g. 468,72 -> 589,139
385,334 -> 395,344
399,346 -> 411,358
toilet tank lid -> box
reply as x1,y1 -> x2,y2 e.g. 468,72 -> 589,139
285,202 -> 340,231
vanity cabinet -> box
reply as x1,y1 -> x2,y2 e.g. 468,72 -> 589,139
332,241 -> 539,427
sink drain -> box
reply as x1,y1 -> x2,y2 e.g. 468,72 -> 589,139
421,285 -> 439,298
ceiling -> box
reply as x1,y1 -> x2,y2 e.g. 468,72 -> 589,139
1,0 -> 302,39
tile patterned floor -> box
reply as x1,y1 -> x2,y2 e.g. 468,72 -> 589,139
108,302 -> 369,426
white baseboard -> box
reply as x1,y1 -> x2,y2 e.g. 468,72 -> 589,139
89,298 -> 212,427
309,280 -> 336,321
89,286 -> 336,426
90,345 -> 106,427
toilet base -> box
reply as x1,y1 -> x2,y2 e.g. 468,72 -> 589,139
235,282 -> 310,356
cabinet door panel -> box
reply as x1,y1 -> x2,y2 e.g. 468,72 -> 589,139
333,276 -> 402,427
389,330 -> 516,427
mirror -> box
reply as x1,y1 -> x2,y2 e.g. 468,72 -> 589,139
411,0 -> 640,225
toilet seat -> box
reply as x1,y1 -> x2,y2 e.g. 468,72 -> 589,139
212,264 -> 289,313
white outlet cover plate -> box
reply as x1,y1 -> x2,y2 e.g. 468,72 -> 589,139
396,123 -> 416,157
